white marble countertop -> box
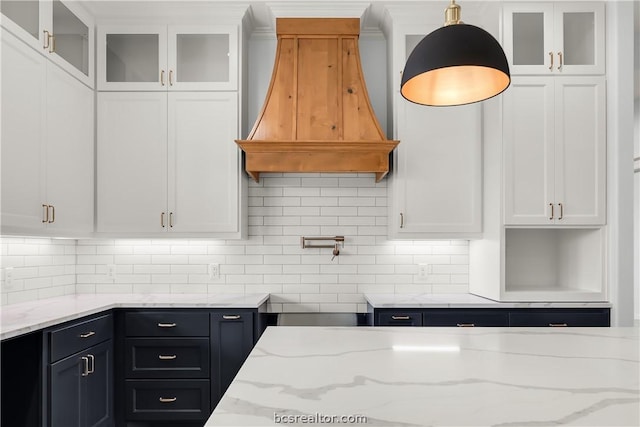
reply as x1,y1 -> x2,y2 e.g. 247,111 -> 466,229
364,293 -> 613,308
207,326 -> 639,426
0,293 -> 269,340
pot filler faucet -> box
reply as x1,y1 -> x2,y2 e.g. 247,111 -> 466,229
300,236 -> 345,261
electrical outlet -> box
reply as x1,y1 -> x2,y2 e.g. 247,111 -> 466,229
417,263 -> 429,280
107,264 -> 116,280
208,263 -> 220,280
3,267 -> 13,286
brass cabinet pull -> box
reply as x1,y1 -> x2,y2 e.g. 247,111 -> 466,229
456,323 -> 475,327
157,322 -> 176,328
42,204 -> 49,223
161,212 -> 165,228
391,316 -> 410,320
87,354 -> 95,374
169,212 -> 174,228
558,203 -> 564,220
49,34 -> 55,53
549,323 -> 568,327
79,331 -> 95,338
400,212 -> 404,228
557,52 -> 563,71
169,70 -> 174,86
48,205 -> 55,223
160,70 -> 165,86
222,315 -> 241,320
159,355 -> 177,360
81,356 -> 89,376
159,397 -> 177,403
549,203 -> 554,220
43,30 -> 50,49
548,51 -> 553,71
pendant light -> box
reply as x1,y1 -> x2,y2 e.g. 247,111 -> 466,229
401,0 -> 510,107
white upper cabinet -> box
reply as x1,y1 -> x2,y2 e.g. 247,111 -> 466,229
97,24 -> 238,91
385,19 -> 482,239
1,28 -> 94,236
502,2 -> 605,75
503,76 -> 606,226
97,92 -> 242,237
1,0 -> 94,87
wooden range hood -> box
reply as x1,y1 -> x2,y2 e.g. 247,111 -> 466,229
236,18 -> 399,183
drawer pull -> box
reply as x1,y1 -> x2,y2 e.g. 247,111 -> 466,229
549,323 -> 568,327
456,323 -> 475,327
222,315 -> 241,320
79,331 -> 96,338
159,397 -> 177,403
81,356 -> 89,377
158,355 -> 177,360
157,323 -> 177,328
391,316 -> 411,320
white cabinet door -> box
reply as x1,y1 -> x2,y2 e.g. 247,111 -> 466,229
97,92 -> 168,233
167,92 -> 239,233
502,2 -> 605,75
503,77 -> 555,225
554,77 -> 606,225
0,0 -> 49,55
45,62 -> 94,234
503,76 -> 606,226
390,98 -> 482,237
1,29 -> 47,232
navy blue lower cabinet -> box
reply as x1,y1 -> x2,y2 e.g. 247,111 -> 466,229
211,311 -> 255,405
508,309 -> 611,327
376,312 -> 423,326
125,379 -> 210,421
423,309 -> 509,327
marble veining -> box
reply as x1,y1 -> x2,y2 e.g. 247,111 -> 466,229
0,293 -> 269,340
207,326 -> 639,426
364,293 -> 613,308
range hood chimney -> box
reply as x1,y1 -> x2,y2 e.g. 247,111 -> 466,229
236,18 -> 399,183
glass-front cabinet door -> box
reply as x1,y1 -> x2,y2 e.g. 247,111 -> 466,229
1,0 -> 93,86
168,25 -> 238,91
502,2 -> 604,75
98,24 -> 237,91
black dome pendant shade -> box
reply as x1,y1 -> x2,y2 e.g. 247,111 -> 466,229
401,0 -> 510,107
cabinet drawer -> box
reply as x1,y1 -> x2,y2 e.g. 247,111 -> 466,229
126,338 -> 210,379
125,312 -> 209,337
377,312 -> 423,326
423,310 -> 509,327
125,379 -> 210,421
50,314 -> 113,362
509,310 -> 610,327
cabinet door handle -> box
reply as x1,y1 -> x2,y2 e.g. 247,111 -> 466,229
549,323 -> 568,327
557,52 -> 563,71
400,212 -> 404,228
456,323 -> 475,327
158,354 -> 177,360
558,203 -> 563,220
81,356 -> 89,376
548,51 -> 553,71
87,354 -> 95,374
49,34 -> 55,53
160,70 -> 165,86
157,322 -> 176,328
222,315 -> 241,320
549,203 -> 554,220
161,212 -> 165,228
169,212 -> 174,228
43,30 -> 50,49
391,316 -> 410,320
159,397 -> 177,403
48,205 -> 55,223
169,70 -> 174,86
79,331 -> 95,338
42,204 -> 49,223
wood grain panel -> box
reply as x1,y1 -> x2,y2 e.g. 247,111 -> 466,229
276,18 -> 360,36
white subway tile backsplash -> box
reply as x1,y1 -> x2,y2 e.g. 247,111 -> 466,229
2,176 -> 470,309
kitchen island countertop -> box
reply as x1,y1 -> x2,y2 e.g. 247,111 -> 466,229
364,293 -> 613,308
207,326 -> 639,426
0,293 -> 269,340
